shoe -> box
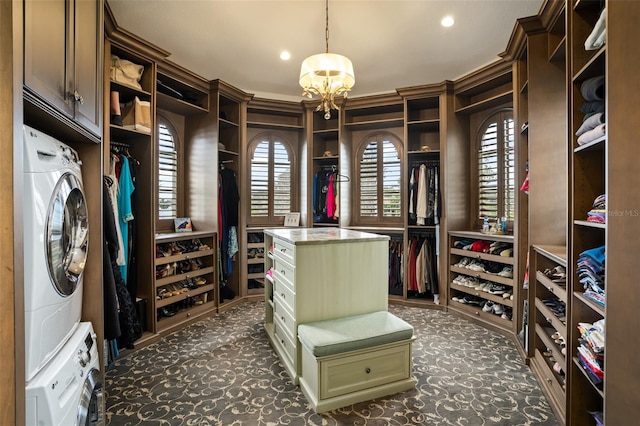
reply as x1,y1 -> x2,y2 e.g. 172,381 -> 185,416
492,303 -> 504,315
467,260 -> 486,272
455,257 -> 471,268
502,290 -> 512,299
498,266 -> 513,278
482,301 -> 495,312
488,284 -> 508,295
461,295 -> 482,305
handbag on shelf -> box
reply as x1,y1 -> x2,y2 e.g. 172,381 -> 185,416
110,55 -> 145,90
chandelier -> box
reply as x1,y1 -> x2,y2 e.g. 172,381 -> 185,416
299,0 -> 355,119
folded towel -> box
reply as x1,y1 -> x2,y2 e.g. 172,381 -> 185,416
577,123 -> 606,145
576,112 -> 605,137
580,100 -> 605,114
585,8 -> 606,50
581,76 -> 605,101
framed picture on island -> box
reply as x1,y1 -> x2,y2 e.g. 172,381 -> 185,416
284,212 -> 300,227
174,217 -> 193,232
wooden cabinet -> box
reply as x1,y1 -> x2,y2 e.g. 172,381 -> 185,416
263,228 -> 389,384
24,0 -> 103,138
305,102 -> 341,227
246,229 -> 265,296
529,245 -> 568,420
154,232 -> 217,333
447,231 -> 517,334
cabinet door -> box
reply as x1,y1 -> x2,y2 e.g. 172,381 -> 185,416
73,0 -> 102,135
24,0 -> 73,118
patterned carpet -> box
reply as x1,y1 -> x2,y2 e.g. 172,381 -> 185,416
105,301 -> 558,426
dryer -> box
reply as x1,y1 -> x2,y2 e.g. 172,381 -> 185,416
23,125 -> 89,383
26,322 -> 103,426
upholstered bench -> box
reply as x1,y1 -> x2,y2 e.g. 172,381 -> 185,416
297,311 -> 417,413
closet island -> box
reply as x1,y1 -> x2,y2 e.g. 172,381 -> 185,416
263,228 -> 390,383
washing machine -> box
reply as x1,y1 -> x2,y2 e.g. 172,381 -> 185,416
23,125 -> 89,383
26,322 -> 103,426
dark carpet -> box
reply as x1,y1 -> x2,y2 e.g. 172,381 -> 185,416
105,301 -> 558,425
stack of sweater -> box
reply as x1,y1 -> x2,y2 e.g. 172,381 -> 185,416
577,75 -> 606,146
577,245 -> 606,307
587,194 -> 606,224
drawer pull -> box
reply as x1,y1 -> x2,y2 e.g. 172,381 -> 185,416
548,286 -> 553,292
281,270 -> 286,275
546,317 -> 553,324
546,377 -> 552,384
365,368 -> 371,374
281,316 -> 285,322
281,248 -> 287,253
281,339 -> 285,345
281,293 -> 286,299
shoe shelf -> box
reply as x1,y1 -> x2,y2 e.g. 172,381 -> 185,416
154,231 -> 217,333
246,231 -> 265,295
448,231 -> 516,332
529,244 -> 567,418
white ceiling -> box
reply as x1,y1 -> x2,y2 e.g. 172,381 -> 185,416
107,0 -> 543,101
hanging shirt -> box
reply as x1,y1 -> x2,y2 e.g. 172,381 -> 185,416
117,155 -> 135,284
416,164 -> 428,225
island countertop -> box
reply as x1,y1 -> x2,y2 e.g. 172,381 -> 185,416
263,227 -> 389,245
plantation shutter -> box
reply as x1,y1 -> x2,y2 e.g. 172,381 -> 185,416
158,123 -> 178,219
477,111 -> 515,223
478,122 -> 499,220
273,140 -> 291,215
503,118 -> 515,220
382,140 -> 401,217
360,141 -> 378,217
250,140 -> 270,217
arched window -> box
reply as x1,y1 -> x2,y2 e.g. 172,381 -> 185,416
476,109 -> 515,227
157,119 -> 181,227
249,133 -> 295,224
356,133 -> 402,223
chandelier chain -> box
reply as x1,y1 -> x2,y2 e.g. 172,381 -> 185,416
325,0 -> 329,53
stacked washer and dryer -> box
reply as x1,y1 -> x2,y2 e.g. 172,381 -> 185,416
23,125 -> 103,425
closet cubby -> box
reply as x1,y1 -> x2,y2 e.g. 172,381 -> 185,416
454,68 -> 513,114
448,231 -> 516,333
154,232 -> 217,333
246,230 -> 265,295
343,96 -> 404,130
247,99 -> 304,130
156,65 -> 209,115
405,96 -> 440,153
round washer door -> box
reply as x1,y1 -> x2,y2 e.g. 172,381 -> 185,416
46,172 -> 89,296
76,368 -> 103,426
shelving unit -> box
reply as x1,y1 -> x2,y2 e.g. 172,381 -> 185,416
154,232 -> 217,333
246,229 -> 265,295
447,231 -> 516,334
568,1 -> 607,424
529,244 -> 568,421
454,67 -> 513,115
306,103 -> 341,227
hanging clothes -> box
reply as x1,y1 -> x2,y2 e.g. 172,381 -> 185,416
409,162 -> 441,226
313,168 -> 340,223
407,234 -> 439,297
117,154 -> 135,284
219,166 -> 239,277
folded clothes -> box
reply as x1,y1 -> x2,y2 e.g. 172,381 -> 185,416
581,75 -> 605,101
577,123 -> 606,145
585,8 -> 606,51
576,112 -> 604,136
580,100 -> 605,114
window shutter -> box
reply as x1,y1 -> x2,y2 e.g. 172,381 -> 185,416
478,122 -> 499,220
273,141 -> 291,215
503,118 -> 515,220
250,140 -> 270,217
360,142 -> 378,217
382,140 -> 401,217
158,123 -> 177,219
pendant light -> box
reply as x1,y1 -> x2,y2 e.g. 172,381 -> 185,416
299,0 -> 355,119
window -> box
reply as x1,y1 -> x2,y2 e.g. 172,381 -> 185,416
157,120 -> 181,226
476,110 -> 515,227
356,133 -> 402,223
249,133 -> 295,224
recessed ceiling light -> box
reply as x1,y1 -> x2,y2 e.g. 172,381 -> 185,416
441,16 -> 455,27
280,51 -> 291,61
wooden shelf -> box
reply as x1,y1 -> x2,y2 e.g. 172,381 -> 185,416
450,282 -> 514,307
533,245 -> 567,265
534,298 -> 566,338
247,121 -> 304,130
574,291 -> 605,317
155,266 -> 214,287
450,247 -> 515,265
455,91 -> 513,115
574,136 -> 605,153
344,117 -> 404,130
156,284 -> 214,308
535,271 -> 568,304
156,92 -> 208,115
155,248 -> 214,266
574,220 -> 606,229
450,265 -> 514,287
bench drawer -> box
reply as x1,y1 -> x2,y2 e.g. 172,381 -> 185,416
320,341 -> 412,399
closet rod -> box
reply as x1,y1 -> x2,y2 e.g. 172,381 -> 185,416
110,141 -> 130,148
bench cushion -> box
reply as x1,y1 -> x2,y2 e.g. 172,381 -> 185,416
297,311 -> 414,357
